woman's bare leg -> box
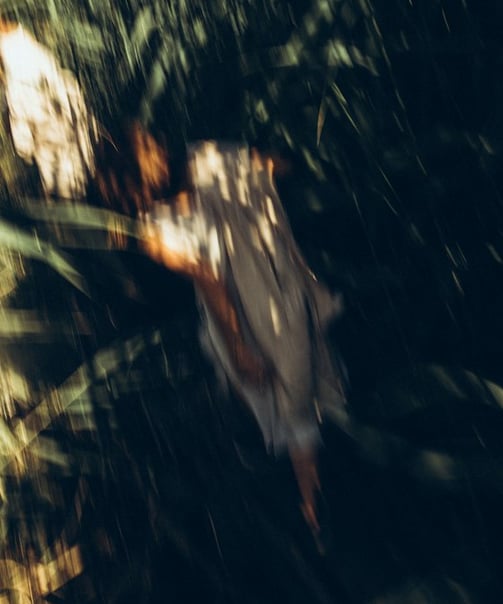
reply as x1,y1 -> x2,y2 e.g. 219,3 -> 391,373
289,445 -> 321,533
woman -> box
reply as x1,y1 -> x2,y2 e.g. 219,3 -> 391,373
0,19 -> 346,539
140,139 -> 347,536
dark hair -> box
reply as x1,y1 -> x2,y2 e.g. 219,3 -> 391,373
92,120 -> 170,217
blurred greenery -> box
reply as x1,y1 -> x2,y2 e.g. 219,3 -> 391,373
1,0 -> 503,602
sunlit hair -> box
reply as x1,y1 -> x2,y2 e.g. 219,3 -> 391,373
93,120 -> 170,217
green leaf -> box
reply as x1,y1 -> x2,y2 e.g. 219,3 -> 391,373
0,218 -> 89,296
